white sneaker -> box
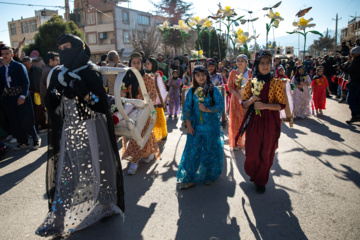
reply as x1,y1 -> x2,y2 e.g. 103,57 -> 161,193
10,138 -> 17,144
33,138 -> 41,150
127,162 -> 138,175
14,143 -> 30,150
142,153 -> 155,163
5,135 -> 12,141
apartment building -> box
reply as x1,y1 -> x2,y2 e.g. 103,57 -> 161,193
340,17 -> 360,44
71,0 -> 161,62
114,5 -> 158,58
8,9 -> 58,48
72,0 -> 117,62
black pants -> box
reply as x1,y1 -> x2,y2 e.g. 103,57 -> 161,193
6,95 -> 38,144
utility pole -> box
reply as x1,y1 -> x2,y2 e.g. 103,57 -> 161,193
332,13 -> 342,53
65,0 -> 70,21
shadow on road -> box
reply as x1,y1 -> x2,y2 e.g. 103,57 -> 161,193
232,150 -> 308,240
336,164 -> 360,188
0,137 -> 47,196
281,122 -> 307,139
293,117 -> 345,142
166,116 -> 179,133
175,151 -> 240,240
318,115 -> 360,134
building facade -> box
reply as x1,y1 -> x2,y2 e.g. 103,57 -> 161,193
340,17 -> 360,44
72,0 -> 117,62
114,6 -> 158,58
8,9 -> 58,48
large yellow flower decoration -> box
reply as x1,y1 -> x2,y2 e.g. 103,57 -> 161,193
172,20 -> 191,34
188,16 -> 207,27
266,9 -> 284,21
158,20 -> 170,31
292,17 -> 316,30
201,20 -> 214,32
219,6 -> 235,17
234,30 -> 255,49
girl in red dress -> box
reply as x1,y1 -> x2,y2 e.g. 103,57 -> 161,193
311,66 -> 331,115
238,50 -> 286,194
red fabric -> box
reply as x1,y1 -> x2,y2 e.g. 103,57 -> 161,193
112,115 -> 119,125
155,70 -> 163,77
311,76 -> 328,110
243,82 -> 282,186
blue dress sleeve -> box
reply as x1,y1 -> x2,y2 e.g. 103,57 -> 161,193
19,63 -> 30,97
208,87 -> 224,115
181,87 -> 193,122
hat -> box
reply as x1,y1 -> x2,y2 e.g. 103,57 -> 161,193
350,46 -> 360,54
236,54 -> 248,62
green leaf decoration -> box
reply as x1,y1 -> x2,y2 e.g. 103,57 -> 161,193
234,16 -> 245,21
308,30 -> 323,37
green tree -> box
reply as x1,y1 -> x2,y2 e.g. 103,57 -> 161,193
195,31 -> 227,59
152,0 -> 192,24
308,29 -> 334,57
23,15 -> 83,57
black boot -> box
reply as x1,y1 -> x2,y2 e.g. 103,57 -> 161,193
256,185 -> 266,194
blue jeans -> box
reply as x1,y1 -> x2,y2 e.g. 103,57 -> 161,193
347,82 -> 360,117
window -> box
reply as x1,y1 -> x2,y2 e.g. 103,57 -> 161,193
137,15 -> 149,25
10,23 -> 16,35
123,31 -> 130,43
30,20 -> 37,32
86,13 -> 95,25
21,21 -> 30,34
122,11 -> 129,23
87,33 -> 97,44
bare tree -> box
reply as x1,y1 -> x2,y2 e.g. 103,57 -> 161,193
131,25 -> 161,57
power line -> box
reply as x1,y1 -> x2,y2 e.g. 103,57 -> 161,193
0,1 -> 65,9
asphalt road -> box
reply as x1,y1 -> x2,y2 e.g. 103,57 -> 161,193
0,97 -> 359,240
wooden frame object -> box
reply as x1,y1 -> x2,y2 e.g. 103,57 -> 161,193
100,66 -> 157,149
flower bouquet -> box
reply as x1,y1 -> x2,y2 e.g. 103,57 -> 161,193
235,73 -> 245,104
194,87 -> 206,124
251,78 -> 265,116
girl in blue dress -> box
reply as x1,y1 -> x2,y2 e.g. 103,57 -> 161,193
177,65 -> 224,189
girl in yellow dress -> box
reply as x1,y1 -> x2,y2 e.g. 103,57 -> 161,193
145,57 -> 168,141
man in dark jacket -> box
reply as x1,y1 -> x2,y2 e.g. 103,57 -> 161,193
337,42 -> 350,56
0,46 -> 40,150
286,56 -> 295,77
23,56 -> 46,132
343,47 -> 360,124
40,52 -> 59,109
321,55 -> 334,97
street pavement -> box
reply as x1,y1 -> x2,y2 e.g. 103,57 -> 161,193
0,97 -> 359,240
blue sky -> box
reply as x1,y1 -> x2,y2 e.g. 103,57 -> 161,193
1,0 -> 359,52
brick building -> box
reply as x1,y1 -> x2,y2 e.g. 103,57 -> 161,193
8,9 -> 58,48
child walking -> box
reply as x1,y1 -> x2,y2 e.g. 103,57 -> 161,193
177,65 -> 224,189
311,66 -> 331,115
167,70 -> 182,118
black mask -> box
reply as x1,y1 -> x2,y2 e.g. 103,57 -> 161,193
59,47 -> 89,70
